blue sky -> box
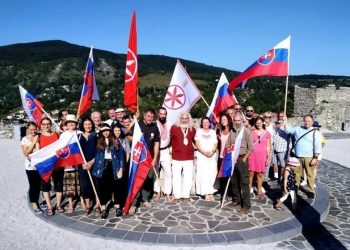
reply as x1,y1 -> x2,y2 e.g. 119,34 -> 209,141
1,0 -> 349,76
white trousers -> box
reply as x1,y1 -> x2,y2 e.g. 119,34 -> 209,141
195,153 -> 218,195
154,148 -> 172,195
172,160 -> 193,199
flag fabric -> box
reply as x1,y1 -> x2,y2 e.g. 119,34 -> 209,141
77,47 -> 98,117
162,60 -> 201,125
19,85 -> 44,126
124,121 -> 153,215
228,36 -> 291,91
206,73 -> 237,124
217,127 -> 245,177
124,11 -> 138,113
30,131 -> 84,182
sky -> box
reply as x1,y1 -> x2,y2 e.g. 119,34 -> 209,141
1,0 -> 350,76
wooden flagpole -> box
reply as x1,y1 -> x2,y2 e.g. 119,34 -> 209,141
201,95 -> 219,122
283,75 -> 289,115
220,177 -> 232,209
40,108 -> 61,132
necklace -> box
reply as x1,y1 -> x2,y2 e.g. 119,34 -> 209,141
181,127 -> 188,145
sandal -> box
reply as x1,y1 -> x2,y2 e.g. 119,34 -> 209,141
94,207 -> 101,217
258,193 -> 266,200
47,208 -> 53,216
67,207 -> 74,214
275,205 -> 285,211
56,206 -> 65,213
83,208 -> 89,216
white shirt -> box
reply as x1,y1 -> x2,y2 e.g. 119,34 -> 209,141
21,136 -> 36,171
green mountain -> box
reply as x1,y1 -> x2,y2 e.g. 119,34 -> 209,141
1,40 -> 349,119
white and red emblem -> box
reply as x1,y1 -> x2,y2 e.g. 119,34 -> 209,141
125,49 -> 138,83
132,141 -> 146,164
56,146 -> 70,159
257,49 -> 275,65
163,85 -> 186,110
25,97 -> 36,111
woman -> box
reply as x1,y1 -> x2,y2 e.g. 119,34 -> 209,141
92,124 -> 125,219
248,117 -> 271,200
37,117 -> 63,216
22,122 -> 42,214
63,114 -> 81,213
216,114 -> 233,195
195,117 -> 218,201
79,118 -> 97,216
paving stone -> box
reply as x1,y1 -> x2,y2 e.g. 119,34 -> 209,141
123,231 -> 143,241
158,234 -> 175,244
196,200 -> 218,208
192,234 -> 211,244
133,224 -> 149,232
197,210 -> 213,216
208,233 -> 227,244
208,220 -> 220,229
189,222 -> 207,230
223,232 -> 244,243
148,226 -> 168,233
140,233 -> 160,243
176,234 -> 193,245
153,210 -> 172,221
189,214 -> 205,223
168,226 -> 192,234
93,227 -> 113,237
214,221 -> 254,232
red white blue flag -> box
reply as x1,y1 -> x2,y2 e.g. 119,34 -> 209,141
30,131 -> 85,182
217,127 -> 244,177
207,73 -> 237,124
19,85 -> 44,126
124,11 -> 138,113
124,120 -> 152,215
77,47 -> 99,117
228,36 -> 291,91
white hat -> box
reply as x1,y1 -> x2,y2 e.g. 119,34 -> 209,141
65,114 -> 78,123
286,157 -> 301,167
115,108 -> 125,113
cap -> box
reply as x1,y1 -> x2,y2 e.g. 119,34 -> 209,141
100,123 -> 111,132
65,114 -> 78,123
313,121 -> 321,127
115,108 -> 125,113
286,157 -> 301,167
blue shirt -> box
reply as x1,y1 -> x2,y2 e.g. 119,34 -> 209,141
79,132 -> 97,161
286,126 -> 322,157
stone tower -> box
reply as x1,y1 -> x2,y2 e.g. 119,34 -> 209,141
294,85 -> 350,131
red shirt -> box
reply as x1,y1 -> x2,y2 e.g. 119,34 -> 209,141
38,132 -> 59,148
170,125 -> 196,161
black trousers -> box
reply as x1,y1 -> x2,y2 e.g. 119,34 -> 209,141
26,170 -> 41,203
78,166 -> 93,199
41,168 -> 64,192
231,156 -> 251,208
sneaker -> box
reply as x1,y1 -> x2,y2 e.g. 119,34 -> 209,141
39,204 -> 47,210
142,201 -> 152,209
128,206 -> 137,215
314,183 -> 317,188
34,208 -> 43,215
300,180 -> 307,186
100,210 -> 108,220
250,187 -> 254,194
262,187 -> 266,194
115,208 -> 122,217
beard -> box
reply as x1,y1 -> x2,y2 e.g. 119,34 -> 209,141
233,124 -> 242,131
159,117 -> 167,124
180,123 -> 188,129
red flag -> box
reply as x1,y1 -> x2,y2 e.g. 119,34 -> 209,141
77,47 -> 95,117
124,11 -> 138,113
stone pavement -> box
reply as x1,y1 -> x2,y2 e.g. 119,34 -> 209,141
35,163 -> 333,246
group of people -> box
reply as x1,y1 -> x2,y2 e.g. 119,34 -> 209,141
21,104 -> 324,219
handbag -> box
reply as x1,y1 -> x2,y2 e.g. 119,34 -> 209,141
289,128 -> 315,157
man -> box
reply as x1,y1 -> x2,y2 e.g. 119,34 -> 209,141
225,112 -> 253,214
226,106 -> 235,122
154,107 -> 173,202
105,107 -> 117,127
129,109 -> 160,214
245,106 -> 256,127
272,118 -> 290,182
170,112 -> 196,203
286,115 -> 322,199
122,115 -> 132,137
91,111 -> 102,132
115,108 -> 126,125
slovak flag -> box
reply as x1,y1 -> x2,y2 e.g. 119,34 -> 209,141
77,47 -> 99,117
228,36 -> 291,91
124,120 -> 153,215
30,131 -> 85,182
124,11 -> 138,113
206,73 -> 237,124
217,127 -> 245,177
163,60 -> 201,125
19,85 -> 44,126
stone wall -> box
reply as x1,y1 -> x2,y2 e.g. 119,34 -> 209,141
294,85 -> 350,131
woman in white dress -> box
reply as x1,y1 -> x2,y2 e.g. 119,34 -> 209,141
195,117 -> 218,201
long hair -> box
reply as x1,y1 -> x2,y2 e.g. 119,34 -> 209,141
219,114 -> 233,131
96,124 -> 118,151
80,117 -> 95,132
175,112 -> 194,131
254,117 -> 266,130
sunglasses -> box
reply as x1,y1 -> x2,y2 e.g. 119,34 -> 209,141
264,116 -> 271,118
246,110 -> 254,112
235,108 -> 242,110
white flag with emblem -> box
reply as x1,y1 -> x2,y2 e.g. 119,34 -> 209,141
162,60 -> 201,125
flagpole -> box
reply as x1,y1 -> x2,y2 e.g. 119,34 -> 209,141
220,177 -> 231,209
283,75 -> 289,115
75,133 -> 102,210
201,95 -> 219,121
